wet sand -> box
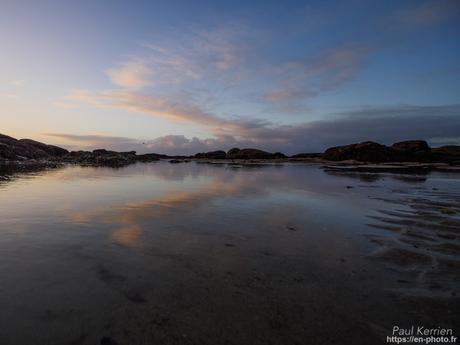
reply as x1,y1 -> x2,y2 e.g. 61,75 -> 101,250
0,162 -> 458,344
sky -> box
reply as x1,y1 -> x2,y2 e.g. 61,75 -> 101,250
1,0 -> 459,154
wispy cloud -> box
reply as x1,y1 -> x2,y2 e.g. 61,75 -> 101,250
391,0 -> 460,29
70,24 -> 372,117
45,132 -> 141,152
69,89 -> 228,127
261,44 -> 371,108
66,27 -> 374,132
106,59 -> 153,89
135,24 -> 256,88
45,133 -> 138,144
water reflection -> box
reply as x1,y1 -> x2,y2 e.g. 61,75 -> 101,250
323,170 -> 428,183
0,162 -> 459,345
66,166 -> 289,248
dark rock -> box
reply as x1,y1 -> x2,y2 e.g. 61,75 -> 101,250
391,140 -> 433,162
169,159 -> 182,164
291,153 -> 322,159
63,149 -> 137,167
322,140 -> 459,164
92,149 -> 110,155
323,141 -> 395,162
0,161 -> 63,181
432,145 -> 460,163
0,133 -> 69,160
0,133 -> 168,167
19,139 -> 68,157
136,153 -> 165,162
272,152 -> 287,158
195,150 -> 226,159
391,140 -> 430,153
4,131 -> 457,169
0,134 -> 17,141
0,142 -> 16,159
226,148 -> 281,159
227,147 -> 241,156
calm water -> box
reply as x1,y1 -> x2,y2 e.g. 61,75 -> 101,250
0,162 -> 459,345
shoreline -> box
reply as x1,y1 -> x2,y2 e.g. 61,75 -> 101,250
1,157 -> 460,174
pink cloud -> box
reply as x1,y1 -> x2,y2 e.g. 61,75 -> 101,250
106,59 -> 153,89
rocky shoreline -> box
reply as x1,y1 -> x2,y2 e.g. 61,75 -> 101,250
1,133 -> 459,172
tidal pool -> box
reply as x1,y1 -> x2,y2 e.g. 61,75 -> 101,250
0,162 -> 459,345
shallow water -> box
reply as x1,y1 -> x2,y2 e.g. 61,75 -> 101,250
0,162 -> 459,345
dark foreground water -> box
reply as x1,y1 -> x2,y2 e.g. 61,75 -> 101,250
0,162 -> 459,345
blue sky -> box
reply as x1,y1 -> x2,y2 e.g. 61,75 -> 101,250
1,0 -> 459,154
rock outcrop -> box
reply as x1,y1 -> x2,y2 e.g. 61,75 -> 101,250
322,140 -> 460,163
195,150 -> 227,159
0,134 -> 69,160
226,148 -> 283,159
62,149 -> 138,167
2,133 -> 459,167
432,146 -> 460,164
323,141 -> 395,162
227,148 -> 241,156
391,140 -> 433,162
0,134 -> 165,167
391,140 -> 430,153
291,153 -> 322,159
136,153 -> 165,162
193,148 -> 286,160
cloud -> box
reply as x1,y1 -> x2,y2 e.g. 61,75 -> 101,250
270,104 -> 460,152
45,133 -> 138,145
69,89 -> 230,128
134,25 -> 255,88
46,104 -> 460,155
392,0 -> 460,29
261,44 -> 371,107
106,59 -> 153,89
44,132 -> 239,155
66,43 -> 371,141
44,133 -> 142,152
68,87 -> 277,139
70,25 -> 372,117
142,134 -> 242,155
